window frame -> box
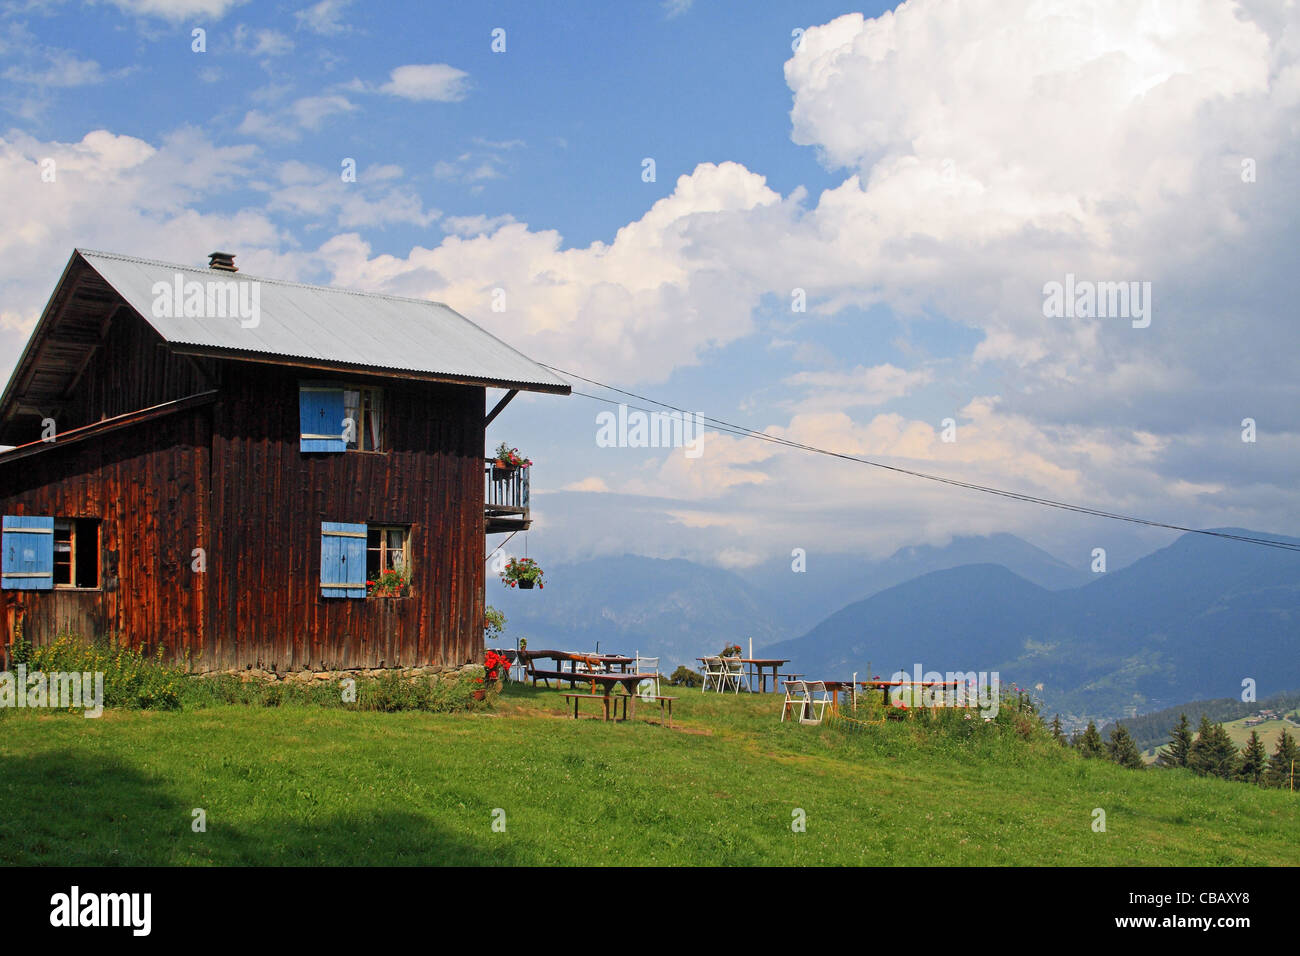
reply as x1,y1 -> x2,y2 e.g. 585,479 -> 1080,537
343,386 -> 384,453
52,518 -> 99,591
366,525 -> 411,580
300,382 -> 386,454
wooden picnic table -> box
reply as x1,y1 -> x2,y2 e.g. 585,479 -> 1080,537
817,679 -> 960,715
580,672 -> 659,720
519,649 -> 638,686
572,653 -> 636,673
697,657 -> 791,692
739,658 -> 789,693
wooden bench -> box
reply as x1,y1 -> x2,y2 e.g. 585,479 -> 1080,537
645,695 -> 678,728
563,692 -> 624,721
530,668 -> 590,689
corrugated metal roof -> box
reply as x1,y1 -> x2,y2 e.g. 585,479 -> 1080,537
76,248 -> 570,392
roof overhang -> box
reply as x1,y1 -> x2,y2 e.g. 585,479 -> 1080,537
164,343 -> 572,394
0,249 -> 571,444
0,390 -> 218,465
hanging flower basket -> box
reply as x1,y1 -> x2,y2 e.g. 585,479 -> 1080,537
500,557 -> 544,590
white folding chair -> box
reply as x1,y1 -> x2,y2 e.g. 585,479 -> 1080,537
801,681 -> 832,725
722,656 -> 747,694
700,656 -> 726,693
633,654 -> 660,697
780,679 -> 809,722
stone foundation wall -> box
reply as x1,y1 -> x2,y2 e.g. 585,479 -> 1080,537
194,662 -> 486,685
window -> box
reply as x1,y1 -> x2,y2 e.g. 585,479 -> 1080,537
344,388 -> 383,451
53,519 -> 99,589
2,516 -> 98,591
299,383 -> 383,453
319,522 -> 410,599
367,526 -> 409,578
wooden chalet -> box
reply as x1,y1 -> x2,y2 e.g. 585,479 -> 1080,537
0,249 -> 569,671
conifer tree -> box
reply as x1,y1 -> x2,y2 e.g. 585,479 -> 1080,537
1077,720 -> 1105,758
1187,714 -> 1213,773
1107,724 -> 1145,769
1050,714 -> 1065,745
1157,713 -> 1193,768
1238,731 -> 1268,784
1189,716 -> 1238,779
1267,727 -> 1298,790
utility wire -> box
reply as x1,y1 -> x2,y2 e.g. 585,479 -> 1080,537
543,364 -> 1300,554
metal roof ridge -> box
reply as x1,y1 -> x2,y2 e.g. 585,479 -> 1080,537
74,247 -> 458,310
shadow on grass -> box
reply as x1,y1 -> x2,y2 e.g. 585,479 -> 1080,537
0,751 -> 534,866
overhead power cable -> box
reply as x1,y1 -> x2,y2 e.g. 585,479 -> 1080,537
541,364 -> 1300,554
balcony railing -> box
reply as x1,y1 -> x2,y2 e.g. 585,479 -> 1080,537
484,459 -> 530,533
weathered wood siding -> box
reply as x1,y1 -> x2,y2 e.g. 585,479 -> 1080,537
58,303 -> 205,432
0,310 -> 487,671
0,263 -> 205,446
204,363 -> 486,671
0,407 -> 210,660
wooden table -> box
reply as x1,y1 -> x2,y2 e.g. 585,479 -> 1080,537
698,657 -> 791,692
519,650 -> 638,686
581,672 -> 659,720
819,679 -> 960,715
519,650 -> 589,687
573,653 -> 636,674
739,658 -> 789,693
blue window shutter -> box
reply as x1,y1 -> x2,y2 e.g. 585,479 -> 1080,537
300,385 -> 346,452
321,522 -> 367,598
2,515 -> 54,590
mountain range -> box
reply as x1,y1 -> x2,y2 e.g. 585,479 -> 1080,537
764,529 -> 1300,719
491,529 -> 1299,721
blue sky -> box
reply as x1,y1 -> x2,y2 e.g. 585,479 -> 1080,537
9,1 -> 861,245
2,0 -> 1297,575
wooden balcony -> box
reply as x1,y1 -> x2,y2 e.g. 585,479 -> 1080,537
485,459 -> 530,533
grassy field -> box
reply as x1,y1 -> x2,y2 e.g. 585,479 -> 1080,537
1222,712 -> 1300,750
1,684 -> 1296,866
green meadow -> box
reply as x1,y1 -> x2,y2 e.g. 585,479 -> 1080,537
1,685 -> 1296,866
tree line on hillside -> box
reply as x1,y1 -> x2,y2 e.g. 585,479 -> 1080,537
1100,690 -> 1300,753
1052,712 -> 1299,789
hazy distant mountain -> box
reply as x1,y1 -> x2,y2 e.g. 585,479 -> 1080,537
488,555 -> 782,669
746,532 -> 1090,635
491,534 -> 1092,671
764,529 -> 1300,719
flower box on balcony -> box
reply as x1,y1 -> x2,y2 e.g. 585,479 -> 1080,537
491,443 -> 532,481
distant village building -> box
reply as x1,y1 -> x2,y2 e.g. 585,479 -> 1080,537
0,250 -> 569,672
